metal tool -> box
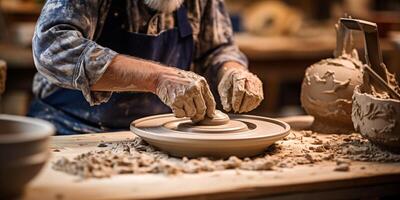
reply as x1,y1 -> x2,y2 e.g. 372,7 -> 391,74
340,18 -> 400,100
334,17 -> 353,58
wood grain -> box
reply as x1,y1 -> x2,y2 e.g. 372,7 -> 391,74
22,131 -> 400,200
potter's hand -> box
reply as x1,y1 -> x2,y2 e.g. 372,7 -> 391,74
218,63 -> 263,113
155,68 -> 216,122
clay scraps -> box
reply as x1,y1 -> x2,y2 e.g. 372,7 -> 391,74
53,130 -> 400,178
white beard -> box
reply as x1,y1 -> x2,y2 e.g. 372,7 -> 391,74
144,0 -> 184,13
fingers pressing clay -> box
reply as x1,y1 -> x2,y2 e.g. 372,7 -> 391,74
232,77 -> 246,112
218,68 -> 264,113
218,69 -> 234,112
172,97 -> 186,118
172,107 -> 186,118
239,73 -> 264,113
239,93 -> 254,113
155,68 -> 216,121
192,85 -> 207,122
202,81 -> 216,118
183,99 -> 196,117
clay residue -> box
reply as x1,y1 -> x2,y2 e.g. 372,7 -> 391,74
52,131 -> 400,178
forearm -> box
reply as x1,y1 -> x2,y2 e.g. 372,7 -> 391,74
91,55 -> 174,93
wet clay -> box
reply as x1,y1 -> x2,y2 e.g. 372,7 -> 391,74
197,110 -> 230,126
301,51 -> 363,133
52,130 -> 400,179
165,111 -> 247,133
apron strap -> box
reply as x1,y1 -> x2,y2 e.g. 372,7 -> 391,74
176,5 -> 193,38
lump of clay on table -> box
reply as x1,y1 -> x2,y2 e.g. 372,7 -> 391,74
301,18 -> 363,134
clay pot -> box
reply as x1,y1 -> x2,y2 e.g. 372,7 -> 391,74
0,115 -> 54,198
300,54 -> 363,133
352,86 -> 400,152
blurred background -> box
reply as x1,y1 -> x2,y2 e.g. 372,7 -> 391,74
0,0 -> 400,117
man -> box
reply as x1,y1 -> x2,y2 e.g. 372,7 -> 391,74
29,0 -> 263,135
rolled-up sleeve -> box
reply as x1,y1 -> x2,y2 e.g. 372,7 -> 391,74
32,0 -> 117,105
194,0 -> 248,89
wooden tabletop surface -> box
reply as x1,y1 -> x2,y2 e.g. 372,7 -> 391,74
22,128 -> 400,200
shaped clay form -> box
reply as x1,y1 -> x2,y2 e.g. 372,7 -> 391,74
197,110 -> 230,126
0,115 -> 54,198
130,112 -> 290,158
352,85 -> 400,152
300,18 -> 363,134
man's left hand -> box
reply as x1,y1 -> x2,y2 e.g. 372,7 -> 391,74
218,62 -> 264,113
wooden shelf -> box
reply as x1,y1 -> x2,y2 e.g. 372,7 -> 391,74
0,43 -> 34,68
235,33 -> 396,61
0,1 -> 42,15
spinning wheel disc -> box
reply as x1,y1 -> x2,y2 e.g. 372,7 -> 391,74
130,113 -> 290,158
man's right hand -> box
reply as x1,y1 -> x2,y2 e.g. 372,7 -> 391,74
92,55 -> 216,121
155,68 -> 216,122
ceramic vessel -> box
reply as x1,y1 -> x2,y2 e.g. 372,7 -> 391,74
300,18 -> 364,134
300,54 -> 363,133
352,86 -> 400,152
0,115 -> 54,198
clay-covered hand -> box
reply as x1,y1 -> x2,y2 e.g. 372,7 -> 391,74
218,66 -> 263,113
155,68 -> 216,122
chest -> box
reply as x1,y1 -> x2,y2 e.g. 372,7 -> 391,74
105,0 -> 180,35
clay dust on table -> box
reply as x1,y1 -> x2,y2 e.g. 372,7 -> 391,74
53,130 -> 400,178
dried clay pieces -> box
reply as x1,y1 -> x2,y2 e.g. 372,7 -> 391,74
52,130 -> 400,179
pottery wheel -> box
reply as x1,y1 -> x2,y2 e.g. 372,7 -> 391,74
130,111 -> 290,158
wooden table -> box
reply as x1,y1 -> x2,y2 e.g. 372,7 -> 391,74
23,130 -> 400,200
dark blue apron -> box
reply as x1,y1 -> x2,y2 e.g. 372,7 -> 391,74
28,1 -> 194,135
